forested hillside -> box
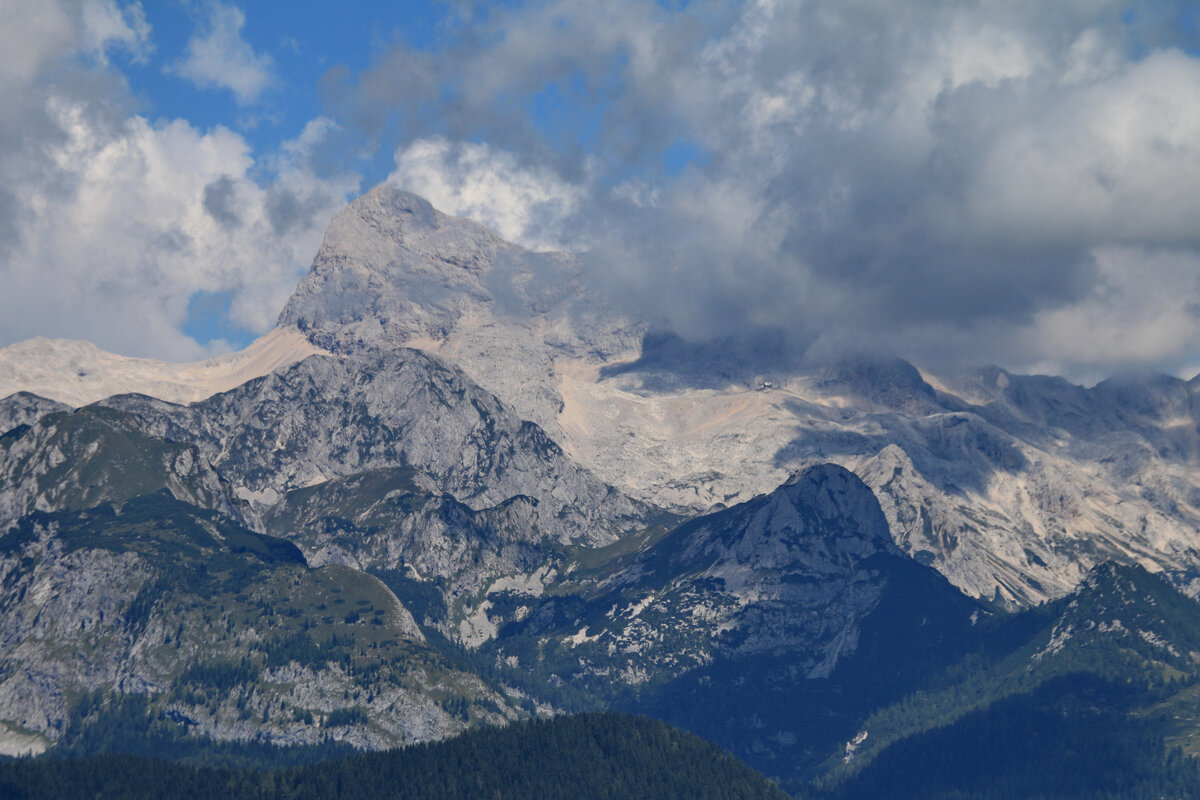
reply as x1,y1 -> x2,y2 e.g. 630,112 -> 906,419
0,713 -> 787,800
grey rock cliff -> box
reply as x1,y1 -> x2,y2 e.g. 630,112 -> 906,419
7,185 -> 1200,612
0,406 -> 252,532
0,496 -> 521,749
100,348 -> 648,547
490,465 -> 924,688
473,464 -> 982,781
264,467 -> 566,633
278,185 -> 641,433
0,393 -> 69,435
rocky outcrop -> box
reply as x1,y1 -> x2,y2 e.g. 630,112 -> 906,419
488,465 -> 954,686
278,185 -> 641,433
265,467 -> 564,630
0,393 -> 69,435
268,188 -> 1200,608
6,185 -> 1200,613
476,464 -> 983,783
101,348 -> 648,546
0,406 -> 252,531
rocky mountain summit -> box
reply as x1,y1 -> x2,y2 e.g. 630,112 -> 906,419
490,464 -> 911,688
269,187 -> 1200,607
0,364 -> 980,781
472,464 -> 986,782
0,332 -> 655,755
277,187 -> 639,434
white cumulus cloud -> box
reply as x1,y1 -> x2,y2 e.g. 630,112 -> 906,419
0,0 -> 147,83
388,137 -> 583,252
0,0 -> 357,360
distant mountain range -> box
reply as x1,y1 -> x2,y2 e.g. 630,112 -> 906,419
4,188 -> 1200,795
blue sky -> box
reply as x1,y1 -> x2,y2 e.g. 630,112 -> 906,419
120,2 -> 448,186
4,0 -> 1200,381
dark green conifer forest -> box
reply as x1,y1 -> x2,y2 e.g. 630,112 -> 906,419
0,713 -> 788,800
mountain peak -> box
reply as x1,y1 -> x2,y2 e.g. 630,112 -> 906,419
344,185 -> 441,240
816,354 -> 939,412
778,463 -> 898,557
674,464 -> 900,575
1076,560 -> 1158,599
276,187 -> 514,353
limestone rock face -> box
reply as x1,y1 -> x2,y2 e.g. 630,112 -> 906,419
761,361 -> 1200,606
0,393 -> 69,435
0,329 -> 325,409
278,185 -> 641,433
475,465 -> 981,779
488,465 -> 935,689
5,185 -> 1200,614
0,532 -> 155,740
271,188 -> 1200,608
264,467 -> 563,625
100,348 -> 648,547
0,406 -> 252,532
279,188 -> 508,348
13,185 -> 1200,779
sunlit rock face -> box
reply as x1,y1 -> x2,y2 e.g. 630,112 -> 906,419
273,188 -> 1200,608
99,347 -> 649,547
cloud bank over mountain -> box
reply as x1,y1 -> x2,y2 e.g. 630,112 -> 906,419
348,0 -> 1200,380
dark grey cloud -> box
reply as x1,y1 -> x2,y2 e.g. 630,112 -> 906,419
203,176 -> 241,229
7,0 -> 1199,376
266,185 -> 320,235
335,0 -> 1200,379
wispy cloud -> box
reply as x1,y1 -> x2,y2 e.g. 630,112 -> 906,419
173,1 -> 273,105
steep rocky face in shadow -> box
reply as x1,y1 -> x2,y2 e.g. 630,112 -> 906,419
473,463 -> 984,784
484,464 -> 962,686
